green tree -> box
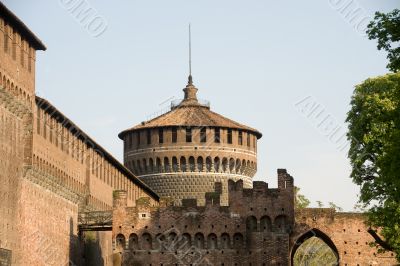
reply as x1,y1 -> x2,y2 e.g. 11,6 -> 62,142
346,72 -> 400,261
328,202 -> 343,212
316,201 -> 324,208
367,9 -> 400,72
295,187 -> 311,209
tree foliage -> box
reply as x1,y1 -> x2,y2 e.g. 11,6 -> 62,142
295,187 -> 311,209
293,237 -> 338,266
346,72 -> 400,261
367,9 -> 400,72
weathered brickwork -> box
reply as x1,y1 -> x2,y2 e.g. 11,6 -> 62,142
112,170 -> 295,265
292,209 -> 398,265
0,3 -> 158,265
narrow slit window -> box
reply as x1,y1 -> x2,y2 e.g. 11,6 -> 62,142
200,127 -> 207,143
215,128 -> 221,143
186,128 -> 192,143
159,128 -> 164,144
172,128 -> 177,143
238,131 -> 243,145
227,129 -> 232,144
146,129 -> 151,145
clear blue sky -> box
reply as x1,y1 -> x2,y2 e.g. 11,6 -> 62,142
5,0 -> 398,210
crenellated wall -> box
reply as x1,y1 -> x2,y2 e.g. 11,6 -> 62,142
112,169 -> 295,265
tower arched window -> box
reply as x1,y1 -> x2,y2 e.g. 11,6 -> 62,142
180,157 -> 187,172
189,156 -> 195,172
214,157 -> 220,172
172,157 -> 178,172
197,157 -> 204,172
206,157 -> 212,172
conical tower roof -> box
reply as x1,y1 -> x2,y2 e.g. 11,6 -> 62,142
118,76 -> 262,139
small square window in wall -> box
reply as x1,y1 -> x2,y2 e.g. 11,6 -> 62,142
139,212 -> 151,219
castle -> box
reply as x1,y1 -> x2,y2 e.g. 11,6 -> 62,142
0,2 -> 397,265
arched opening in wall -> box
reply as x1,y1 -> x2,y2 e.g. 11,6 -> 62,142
141,233 -> 152,250
197,157 -> 204,172
260,216 -> 272,232
131,161 -> 137,174
180,157 -> 187,172
136,160 -> 142,175
206,157 -> 212,172
246,216 -> 258,232
164,157 -> 170,172
242,159 -> 247,174
154,233 -> 166,251
148,158 -> 154,173
291,229 -> 339,266
194,233 -> 205,249
178,233 -> 191,250
233,233 -> 244,249
168,232 -> 178,250
214,157 -> 220,172
222,158 -> 228,172
189,156 -> 195,172
235,159 -> 241,173
274,215 -> 289,233
221,233 -> 230,249
172,157 -> 178,172
229,158 -> 235,173
207,233 -> 217,250
116,234 -> 126,250
128,233 -> 139,250
142,159 -> 148,173
156,157 -> 161,172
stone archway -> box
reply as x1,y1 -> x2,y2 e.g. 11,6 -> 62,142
291,228 -> 339,266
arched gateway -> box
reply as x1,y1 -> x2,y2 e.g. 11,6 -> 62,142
291,228 -> 339,265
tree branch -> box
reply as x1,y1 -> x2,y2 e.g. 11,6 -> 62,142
367,229 -> 394,251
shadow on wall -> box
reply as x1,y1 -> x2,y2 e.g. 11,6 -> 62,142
69,217 -> 81,266
82,231 -> 105,266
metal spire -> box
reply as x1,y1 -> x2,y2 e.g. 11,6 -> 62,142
188,23 -> 193,85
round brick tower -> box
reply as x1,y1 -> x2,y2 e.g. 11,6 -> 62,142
119,75 -> 262,205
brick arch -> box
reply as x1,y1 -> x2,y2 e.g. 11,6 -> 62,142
196,156 -> 203,172
156,157 -> 161,172
180,156 -> 186,172
222,157 -> 228,172
188,156 -> 195,172
214,156 -> 220,172
148,158 -> 154,173
290,228 -> 339,265
207,233 -> 217,250
235,158 -> 241,173
116,234 -> 126,250
229,158 -> 235,173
